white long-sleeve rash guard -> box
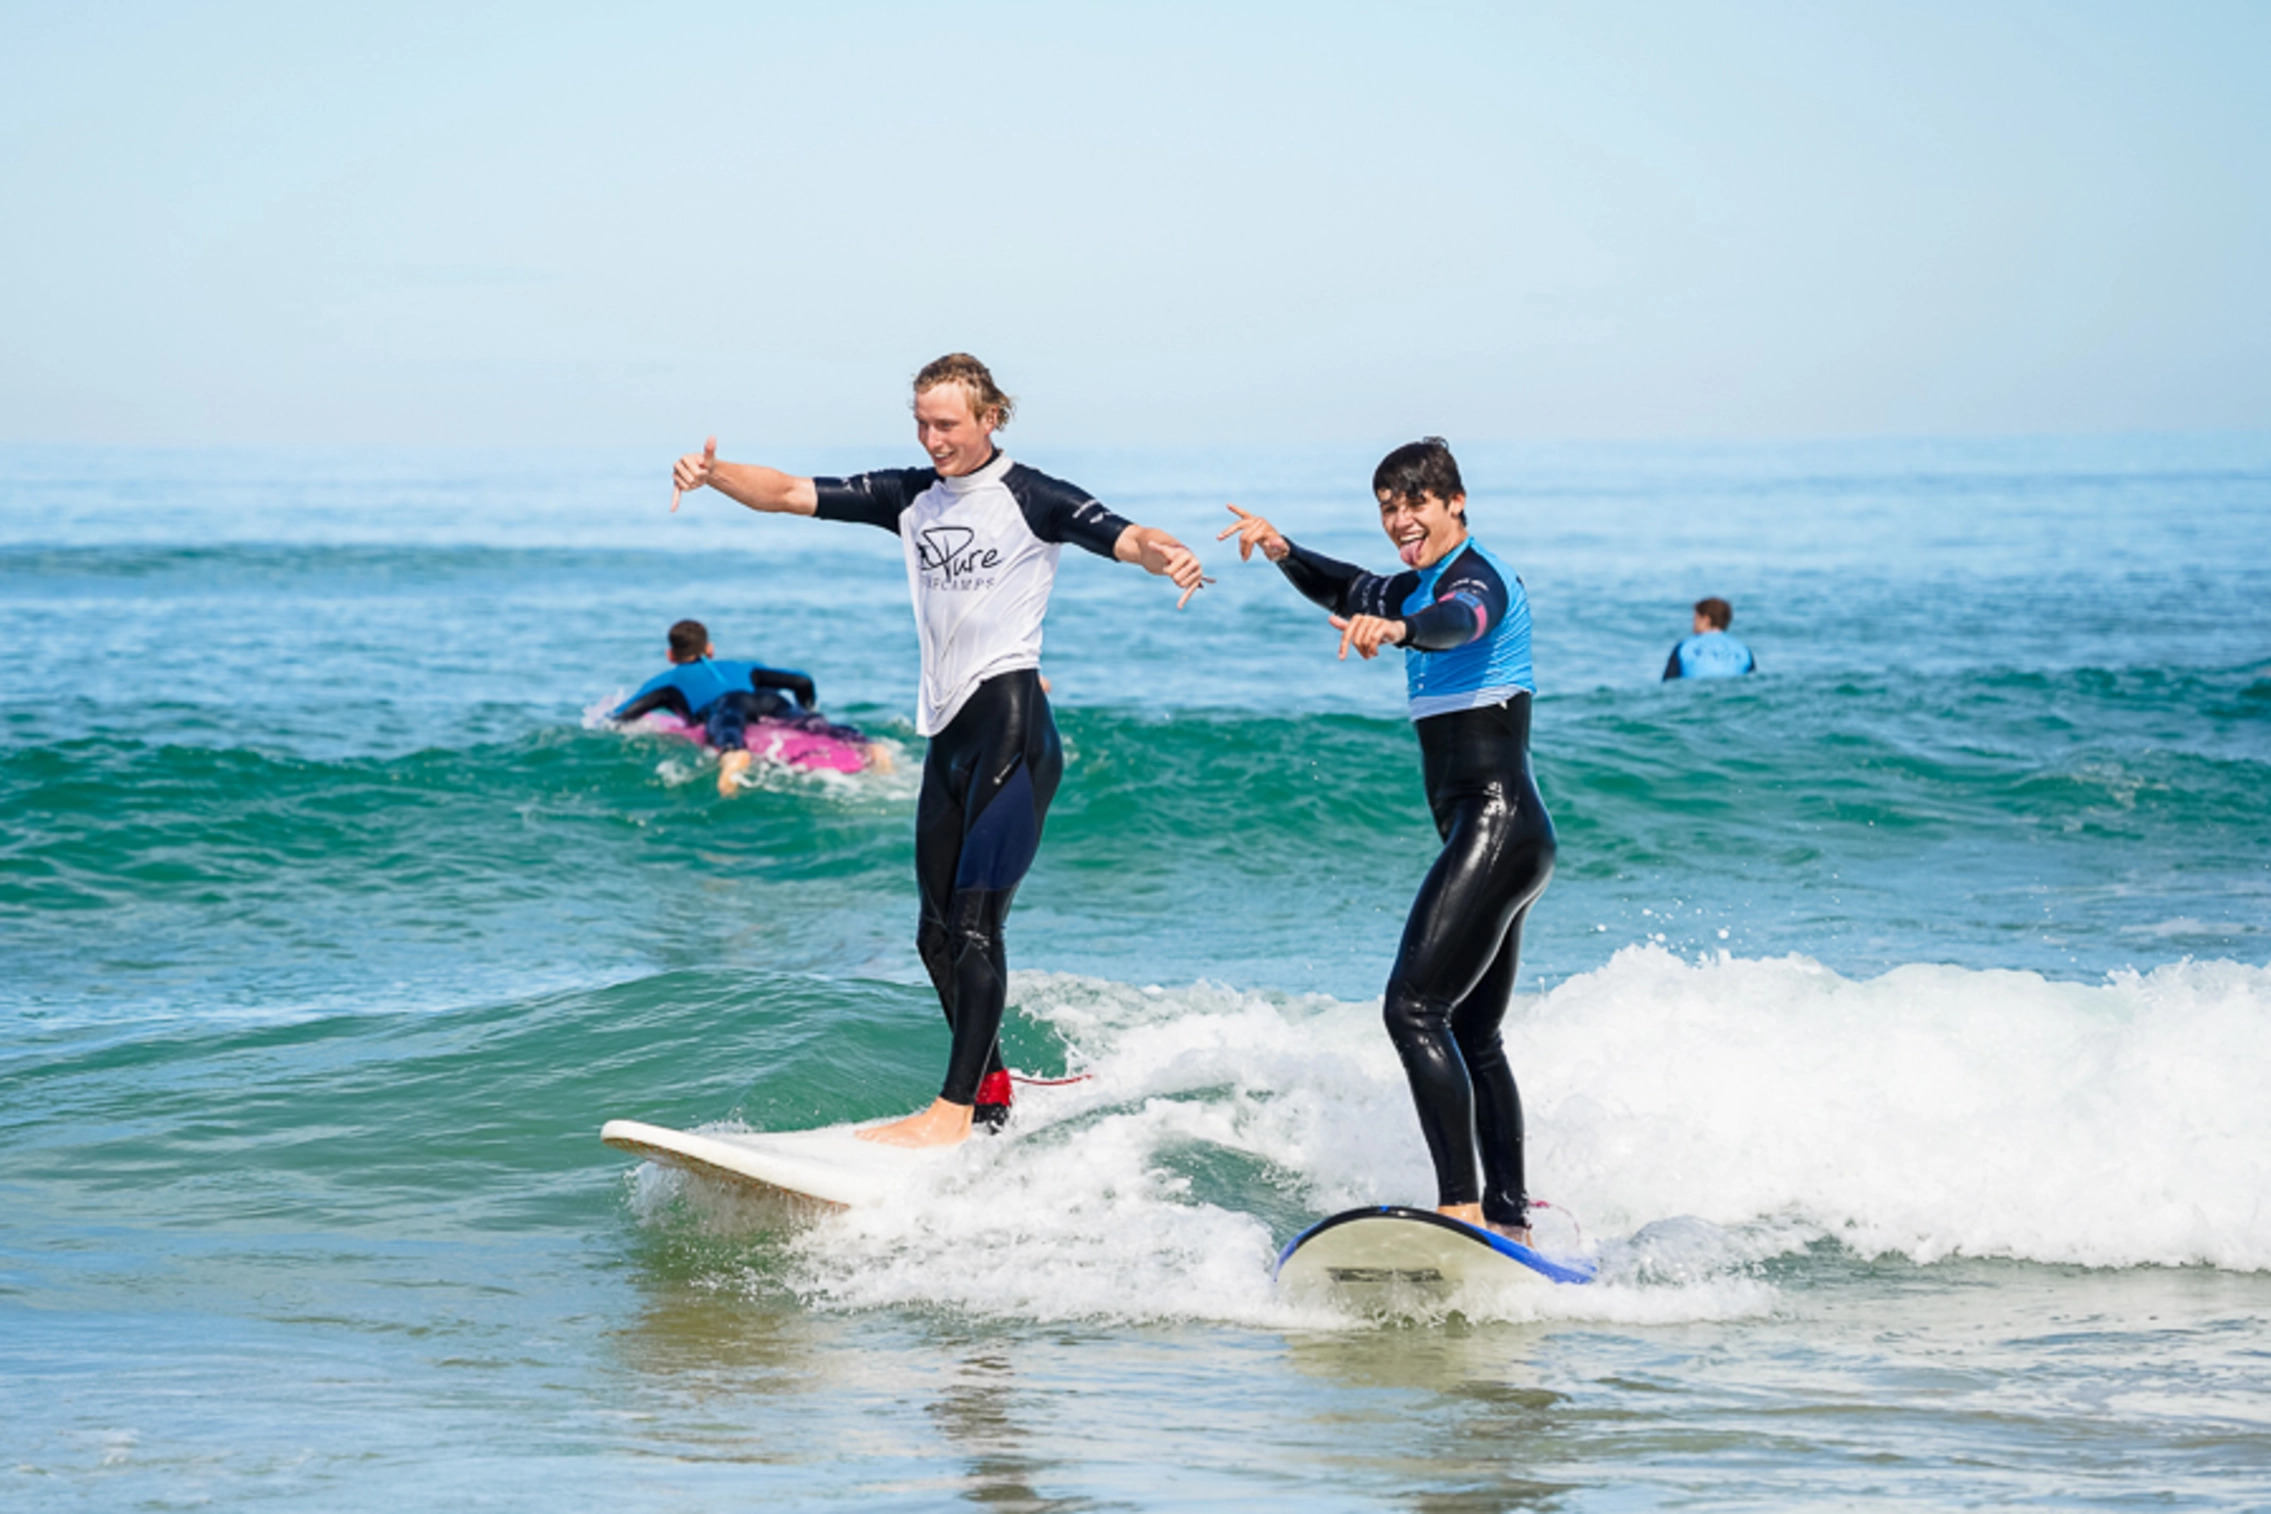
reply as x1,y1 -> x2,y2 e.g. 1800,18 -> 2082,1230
812,450 -> 1131,735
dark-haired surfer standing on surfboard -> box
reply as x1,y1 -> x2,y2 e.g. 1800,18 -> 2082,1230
670,354 -> 1210,1149
1220,438 -> 1554,1244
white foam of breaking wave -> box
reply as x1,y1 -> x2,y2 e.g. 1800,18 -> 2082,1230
775,975 -> 1765,1327
1522,947 -> 2271,1272
714,951 -> 2270,1327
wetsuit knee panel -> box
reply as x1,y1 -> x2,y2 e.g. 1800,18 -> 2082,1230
941,887 -> 1014,957
1382,981 -> 1454,1048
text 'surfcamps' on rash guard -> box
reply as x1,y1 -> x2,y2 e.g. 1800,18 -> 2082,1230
812,451 -> 1130,735
1276,537 -> 1535,718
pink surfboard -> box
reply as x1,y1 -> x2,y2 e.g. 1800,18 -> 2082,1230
637,713 -> 873,774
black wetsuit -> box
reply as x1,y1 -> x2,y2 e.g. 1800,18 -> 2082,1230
913,668 -> 1063,1110
1279,535 -> 1556,1227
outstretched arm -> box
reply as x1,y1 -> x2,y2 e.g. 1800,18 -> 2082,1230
1112,524 -> 1212,609
1219,504 -> 1387,617
1219,504 -> 1426,662
612,686 -> 694,723
672,436 -> 818,516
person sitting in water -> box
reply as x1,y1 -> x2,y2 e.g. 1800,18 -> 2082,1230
1662,597 -> 1756,681
612,619 -> 833,795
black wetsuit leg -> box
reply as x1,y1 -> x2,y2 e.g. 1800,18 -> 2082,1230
703,689 -> 794,749
912,670 -> 1063,1111
1381,694 -> 1556,1227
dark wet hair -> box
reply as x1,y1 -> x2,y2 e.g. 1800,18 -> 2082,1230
1372,437 -> 1465,508
668,619 -> 709,662
1695,597 -> 1733,630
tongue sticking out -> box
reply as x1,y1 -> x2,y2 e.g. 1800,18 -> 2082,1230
1398,538 -> 1425,567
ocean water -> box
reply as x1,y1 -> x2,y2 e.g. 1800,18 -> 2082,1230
3,436 -> 2268,1509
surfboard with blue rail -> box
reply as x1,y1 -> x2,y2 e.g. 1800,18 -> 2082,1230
1275,1205 -> 1596,1305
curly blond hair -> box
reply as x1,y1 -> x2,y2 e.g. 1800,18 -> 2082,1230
912,352 -> 1015,430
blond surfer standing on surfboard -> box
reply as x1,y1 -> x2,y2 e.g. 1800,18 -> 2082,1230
670,354 -> 1210,1148
1220,438 -> 1554,1244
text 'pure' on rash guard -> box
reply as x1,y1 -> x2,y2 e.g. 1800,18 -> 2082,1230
812,451 -> 1130,735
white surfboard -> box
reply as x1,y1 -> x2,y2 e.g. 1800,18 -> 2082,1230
600,1118 -> 953,1208
1275,1205 -> 1597,1307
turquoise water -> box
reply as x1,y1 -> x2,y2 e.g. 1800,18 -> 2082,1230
4,437 -> 2269,1508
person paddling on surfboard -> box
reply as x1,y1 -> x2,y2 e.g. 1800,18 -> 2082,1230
1219,438 -> 1554,1245
610,618 -> 845,796
670,353 -> 1211,1148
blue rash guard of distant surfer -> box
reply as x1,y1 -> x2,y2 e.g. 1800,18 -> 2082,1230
1663,597 -> 1756,680
668,353 -> 1211,1149
1220,437 -> 1555,1246
611,619 -> 873,795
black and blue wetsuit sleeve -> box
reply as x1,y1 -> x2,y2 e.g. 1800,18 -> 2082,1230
812,468 -> 932,532
612,669 -> 682,721
614,685 -> 694,722
1662,646 -> 1684,681
749,666 -> 818,709
1003,464 -> 1132,559
1276,540 -> 1408,619
1397,550 -> 1510,653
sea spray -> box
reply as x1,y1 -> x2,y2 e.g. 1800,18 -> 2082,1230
1524,948 -> 2271,1271
676,954 -> 2271,1327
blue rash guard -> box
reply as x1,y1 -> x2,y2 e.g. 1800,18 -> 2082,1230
1277,537 -> 1534,718
1663,631 -> 1756,681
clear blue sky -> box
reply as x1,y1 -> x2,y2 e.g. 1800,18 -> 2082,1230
4,1 -> 2266,449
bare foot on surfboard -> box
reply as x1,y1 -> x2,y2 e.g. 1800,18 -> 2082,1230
1439,1203 -> 1534,1248
856,1097 -> 973,1148
717,750 -> 752,797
